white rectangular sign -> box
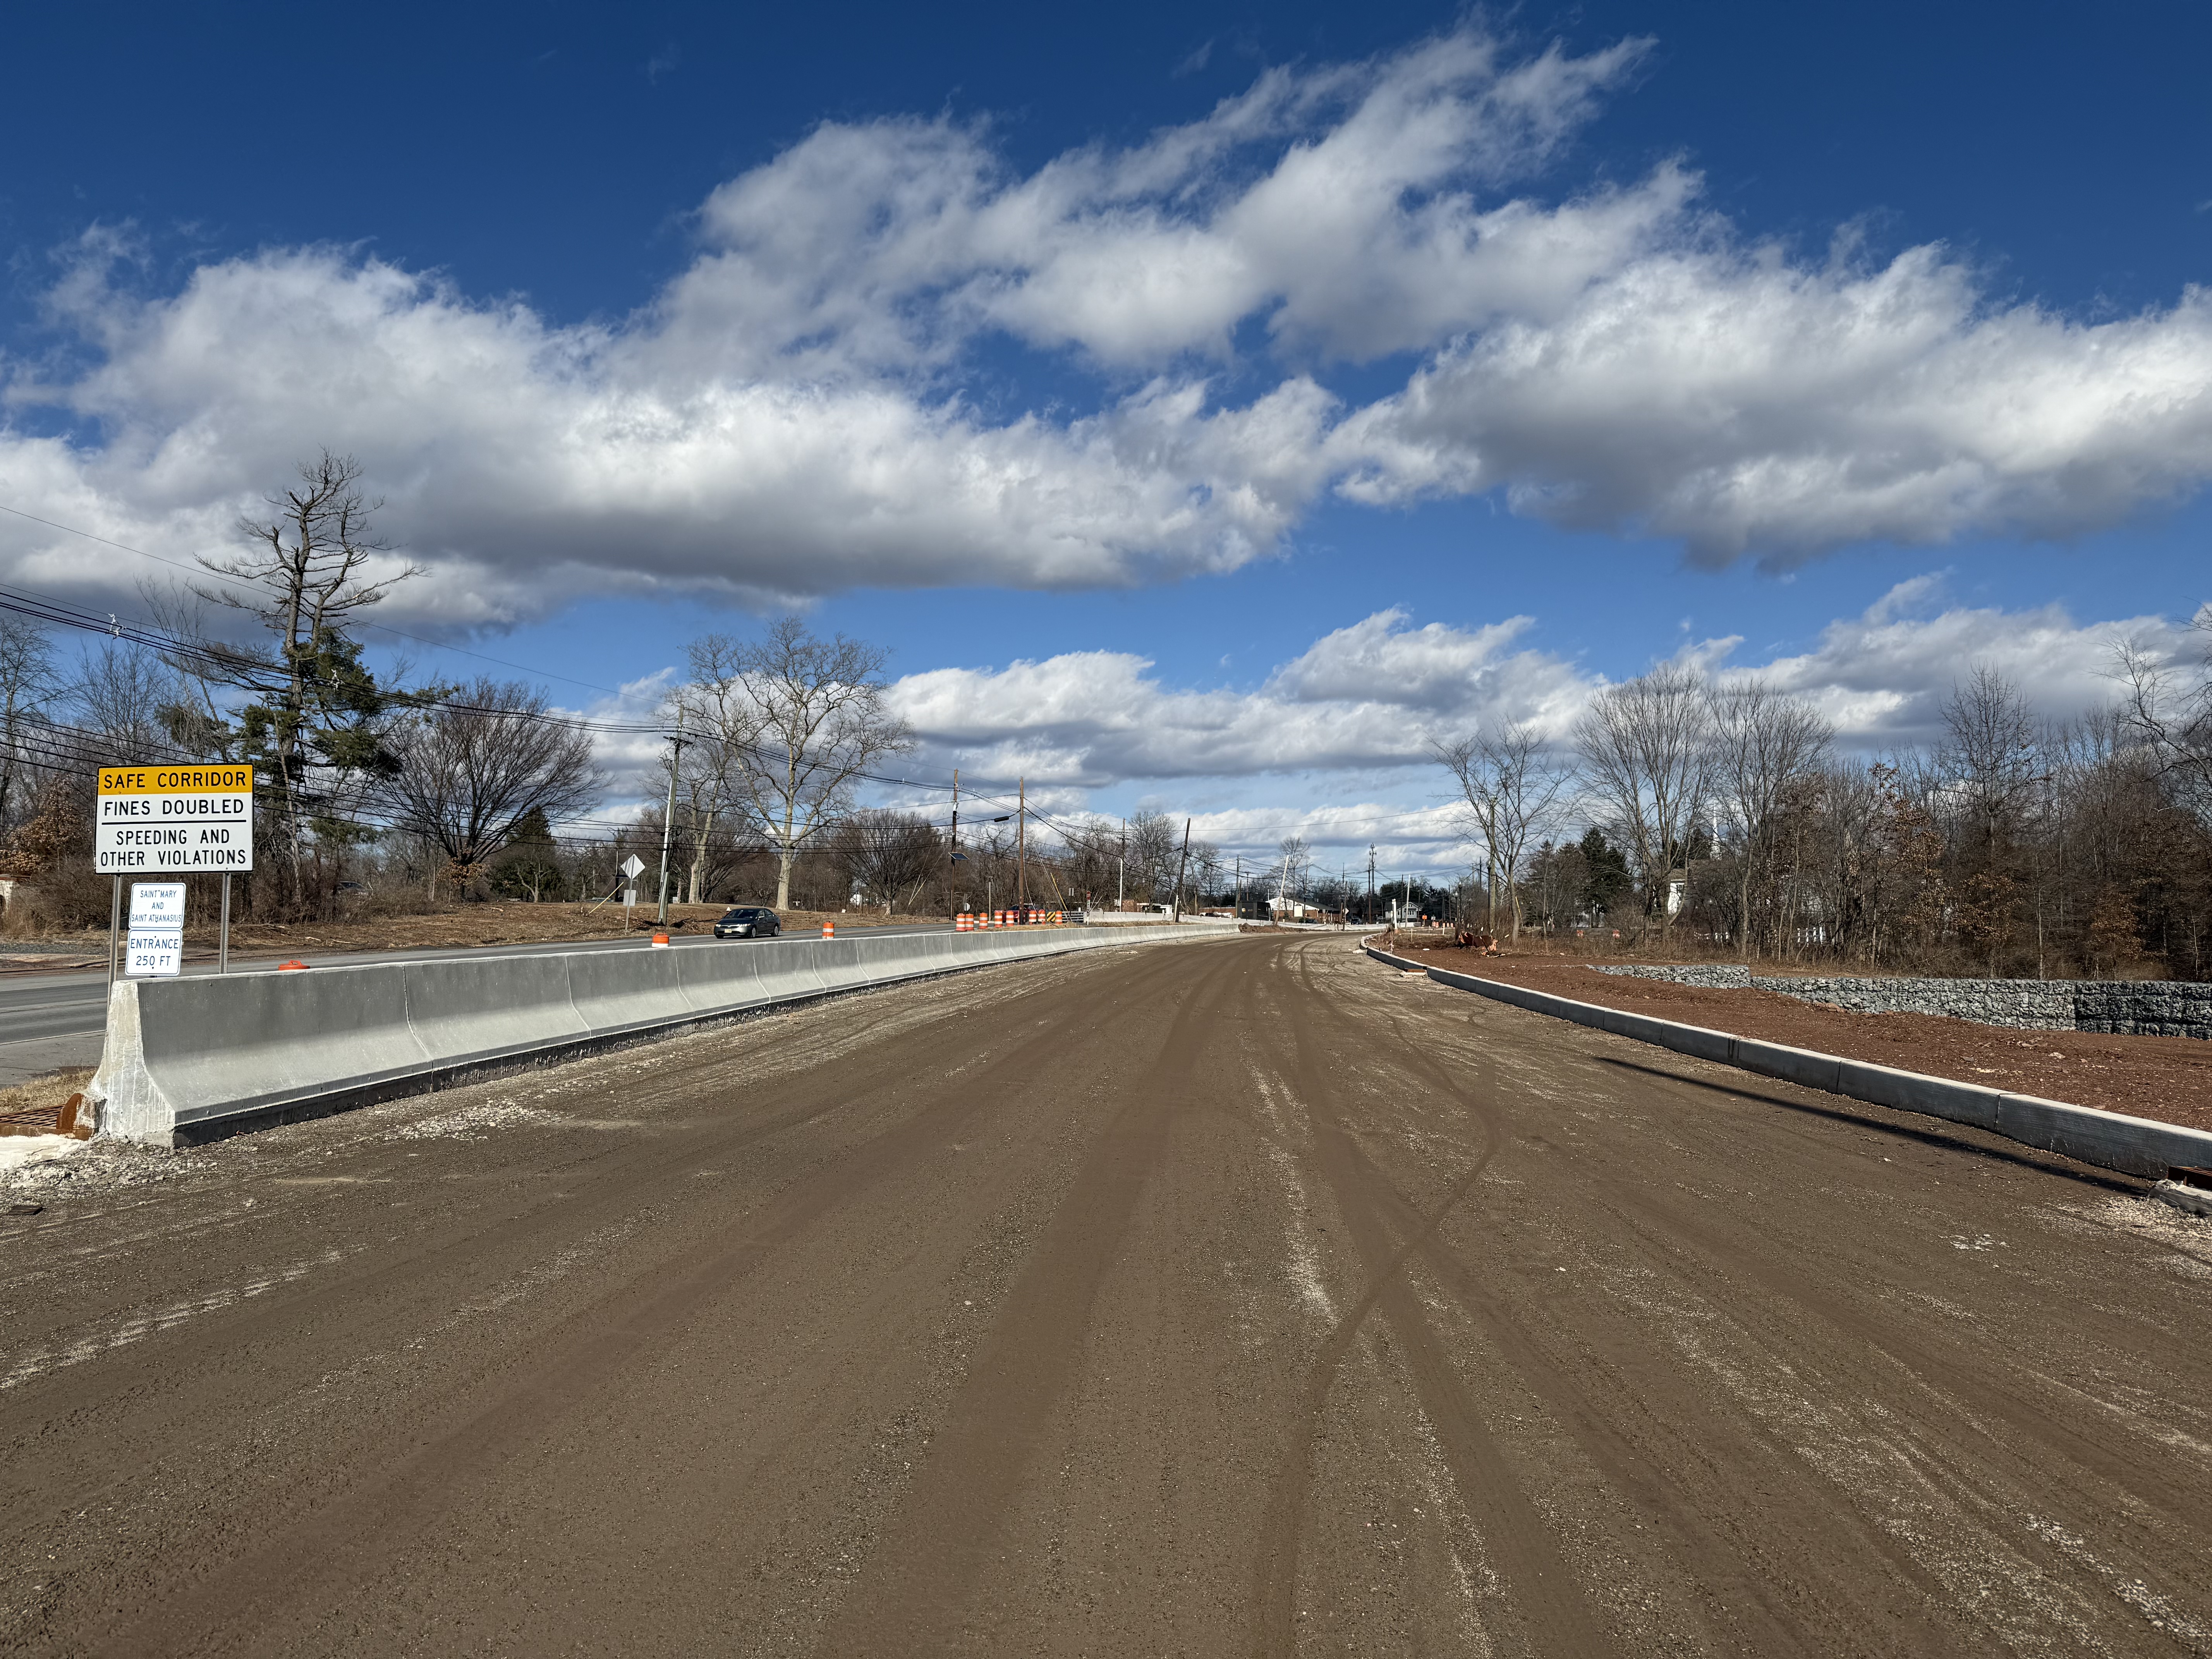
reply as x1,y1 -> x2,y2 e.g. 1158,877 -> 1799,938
96,766 -> 254,874
129,882 -> 187,929
124,930 -> 184,977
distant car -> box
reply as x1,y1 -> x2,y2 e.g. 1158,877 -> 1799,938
714,906 -> 781,939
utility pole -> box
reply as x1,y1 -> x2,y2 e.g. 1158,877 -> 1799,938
1016,777 -> 1026,907
654,702 -> 687,926
1366,844 -> 1377,926
1171,817 -> 1191,922
949,767 -> 960,915
1116,818 -> 1125,912
1233,854 -> 1241,921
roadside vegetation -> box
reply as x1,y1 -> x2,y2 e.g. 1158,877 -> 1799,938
1430,649 -> 2212,981
0,452 -> 1235,941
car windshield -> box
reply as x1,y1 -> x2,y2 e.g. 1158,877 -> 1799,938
724,908 -> 768,920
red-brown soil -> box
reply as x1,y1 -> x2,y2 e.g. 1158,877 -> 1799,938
1387,940 -> 2212,1136
0,901 -> 926,973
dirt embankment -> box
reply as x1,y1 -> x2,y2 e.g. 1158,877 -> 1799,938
0,900 -> 927,972
1389,943 -> 2212,1136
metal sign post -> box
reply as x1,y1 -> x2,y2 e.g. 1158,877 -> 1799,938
96,765 -> 254,977
620,855 -> 645,933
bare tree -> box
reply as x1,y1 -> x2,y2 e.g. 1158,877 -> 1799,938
1276,835 -> 1311,910
385,679 -> 602,893
1939,665 -> 2041,862
67,642 -> 181,769
666,637 -> 756,903
2114,625 -> 2212,830
833,808 -> 943,911
1125,809 -> 1180,902
680,620 -> 912,910
0,615 -> 60,828
1573,664 -> 1714,936
1433,721 -> 1570,938
1706,679 -> 1833,959
1190,840 -> 1223,907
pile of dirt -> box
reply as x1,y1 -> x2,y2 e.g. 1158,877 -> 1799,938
1388,948 -> 2212,1136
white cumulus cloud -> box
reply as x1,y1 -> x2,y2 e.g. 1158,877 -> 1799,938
874,588 -> 2196,860
5,28 -> 2212,625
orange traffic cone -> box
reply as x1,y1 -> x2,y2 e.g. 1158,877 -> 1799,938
823,920 -> 835,939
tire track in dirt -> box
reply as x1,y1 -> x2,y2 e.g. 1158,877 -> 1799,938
1342,938 -> 2212,1654
819,939 -> 1251,1654
1250,939 -> 1615,1658
1329,973 -> 1959,1654
5,963 -> 1105,1541
52,944 -> 1230,1658
1560,1149 -> 2212,1641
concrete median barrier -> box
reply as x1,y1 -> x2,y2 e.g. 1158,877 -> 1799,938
1368,941 -> 2212,1182
91,923 -> 1219,1145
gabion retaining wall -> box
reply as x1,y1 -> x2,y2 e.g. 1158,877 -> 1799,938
1592,964 -> 2212,1040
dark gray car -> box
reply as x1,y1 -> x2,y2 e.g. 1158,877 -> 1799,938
713,906 -> 781,939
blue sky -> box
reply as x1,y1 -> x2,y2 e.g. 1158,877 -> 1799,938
5,2 -> 2210,871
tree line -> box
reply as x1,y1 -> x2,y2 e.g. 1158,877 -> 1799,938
0,453 -> 1233,929
1434,639 -> 2212,980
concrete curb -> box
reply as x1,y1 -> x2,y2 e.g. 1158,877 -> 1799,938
91,924 -> 1222,1146
1364,941 -> 2212,1183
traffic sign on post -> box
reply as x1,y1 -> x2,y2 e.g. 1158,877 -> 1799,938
125,881 -> 185,977
97,765 -> 254,985
96,766 -> 254,874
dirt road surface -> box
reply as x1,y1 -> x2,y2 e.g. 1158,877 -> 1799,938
3,934 -> 2208,1656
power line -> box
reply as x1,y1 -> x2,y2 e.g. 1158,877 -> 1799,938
2,517 -> 1465,857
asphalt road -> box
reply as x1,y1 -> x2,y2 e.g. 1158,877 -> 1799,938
3,933 -> 2208,1655
0,919 -> 960,1087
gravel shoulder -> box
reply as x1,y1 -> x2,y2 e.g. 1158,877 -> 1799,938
2,934 -> 2206,1656
1393,944 -> 2212,1135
